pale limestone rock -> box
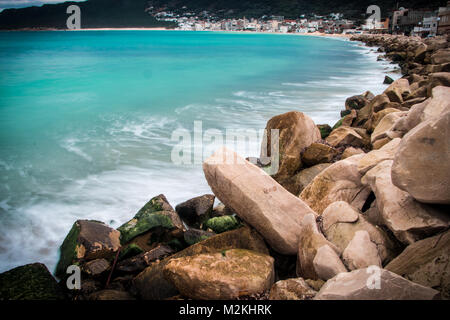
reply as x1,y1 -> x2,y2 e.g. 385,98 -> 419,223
386,230 -> 450,299
361,160 -> 449,244
261,111 -> 321,180
357,138 -> 401,175
296,214 -> 340,280
314,268 -> 440,300
342,230 -> 382,270
203,147 -> 316,255
313,245 -> 347,281
300,154 -> 371,215
321,201 -> 400,265
391,112 -> 450,205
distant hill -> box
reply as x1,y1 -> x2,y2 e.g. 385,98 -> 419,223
0,0 -> 447,30
0,0 -> 175,29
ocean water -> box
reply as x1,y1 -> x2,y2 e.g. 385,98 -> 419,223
0,30 -> 399,274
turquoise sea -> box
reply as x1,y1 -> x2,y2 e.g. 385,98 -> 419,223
0,30 -> 399,273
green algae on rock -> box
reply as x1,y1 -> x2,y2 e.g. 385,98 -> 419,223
55,220 -> 120,279
0,263 -> 66,300
204,215 -> 241,234
117,194 -> 184,245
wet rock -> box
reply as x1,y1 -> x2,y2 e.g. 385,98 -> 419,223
183,228 -> 215,246
175,194 -> 215,228
118,244 -> 143,261
203,147 -> 316,255
345,95 -> 369,110
384,76 -> 394,84
55,220 -> 120,279
269,278 -> 316,300
163,249 -> 274,300
117,194 -> 184,247
116,244 -> 174,274
203,215 -> 241,234
88,290 -> 135,300
314,268 -> 440,300
83,258 -> 110,277
317,124 -> 332,139
0,263 -> 66,300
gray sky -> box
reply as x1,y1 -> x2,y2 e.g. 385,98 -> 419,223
0,0 -> 85,11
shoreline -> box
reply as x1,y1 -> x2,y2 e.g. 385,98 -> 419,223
1,33 -> 449,301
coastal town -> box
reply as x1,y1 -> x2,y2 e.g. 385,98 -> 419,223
149,2 -> 450,37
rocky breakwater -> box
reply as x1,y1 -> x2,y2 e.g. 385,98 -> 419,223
1,34 -> 449,301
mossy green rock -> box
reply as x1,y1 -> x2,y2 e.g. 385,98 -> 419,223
204,215 -> 241,234
317,124 -> 332,139
135,194 -> 175,219
118,194 -> 184,245
55,220 -> 121,279
332,117 -> 344,130
0,263 -> 66,300
184,228 -> 216,246
118,244 -> 144,261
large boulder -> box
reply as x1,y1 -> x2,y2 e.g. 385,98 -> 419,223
428,73 -> 450,95
163,249 -> 275,300
132,227 -> 268,300
386,230 -> 450,299
384,78 -> 410,103
314,268 -> 440,300
325,127 -> 367,148
431,49 -> 450,65
371,112 -> 406,144
175,194 -> 215,228
296,214 -> 341,280
345,94 -> 369,110
55,220 -> 121,279
281,163 -> 331,196
321,201 -> 400,265
117,194 -> 184,248
116,244 -> 174,273
203,147 -> 316,255
300,154 -> 371,215
342,230 -> 382,270
269,278 -> 317,300
391,111 -> 450,204
301,143 -> 337,167
0,263 -> 66,300
357,138 -> 401,175
361,160 -> 449,244
261,111 -> 320,180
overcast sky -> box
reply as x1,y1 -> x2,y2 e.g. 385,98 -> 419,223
0,0 -> 85,11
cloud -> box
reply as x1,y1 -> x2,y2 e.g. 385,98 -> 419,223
0,0 -> 85,11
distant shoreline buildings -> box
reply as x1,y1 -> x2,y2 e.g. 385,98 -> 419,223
150,1 -> 450,37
